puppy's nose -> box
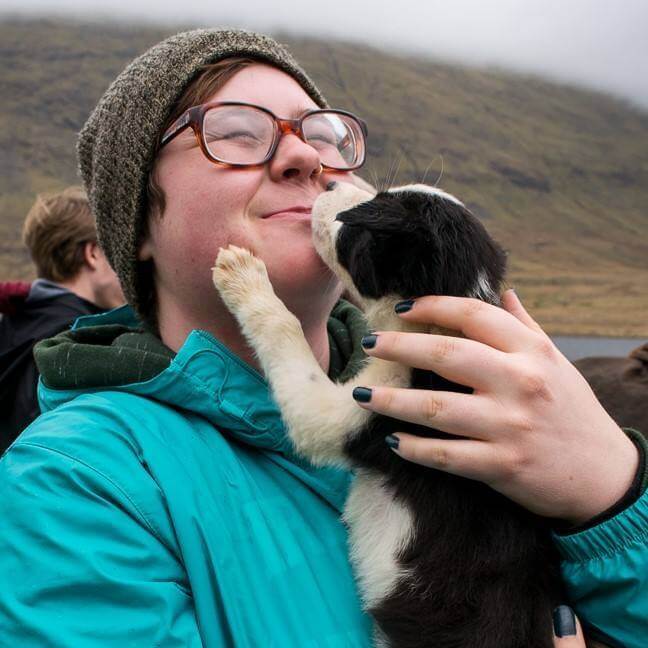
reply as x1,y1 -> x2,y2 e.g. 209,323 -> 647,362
326,181 -> 338,191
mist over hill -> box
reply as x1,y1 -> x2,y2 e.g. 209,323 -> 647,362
2,18 -> 647,335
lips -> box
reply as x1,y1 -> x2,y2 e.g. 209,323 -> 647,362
261,206 -> 312,219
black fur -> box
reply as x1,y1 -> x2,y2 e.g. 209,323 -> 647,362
338,189 -> 564,647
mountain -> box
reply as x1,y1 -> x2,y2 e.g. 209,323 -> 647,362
2,18 -> 647,335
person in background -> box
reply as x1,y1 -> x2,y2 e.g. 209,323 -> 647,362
0,187 -> 124,450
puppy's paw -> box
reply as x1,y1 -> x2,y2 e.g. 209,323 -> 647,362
212,245 -> 272,312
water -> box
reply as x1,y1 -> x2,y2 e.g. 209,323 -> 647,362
551,336 -> 645,362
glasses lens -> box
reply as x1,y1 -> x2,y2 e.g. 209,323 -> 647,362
202,105 -> 275,165
302,111 -> 365,169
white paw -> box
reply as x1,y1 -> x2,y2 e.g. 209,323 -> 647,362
212,245 -> 272,312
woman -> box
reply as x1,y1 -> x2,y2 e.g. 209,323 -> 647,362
0,29 -> 645,647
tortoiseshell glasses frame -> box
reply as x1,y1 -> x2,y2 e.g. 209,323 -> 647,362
160,101 -> 368,170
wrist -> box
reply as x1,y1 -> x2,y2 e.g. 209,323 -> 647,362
560,427 -> 644,530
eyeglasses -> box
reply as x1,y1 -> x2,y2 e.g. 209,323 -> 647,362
160,101 -> 368,171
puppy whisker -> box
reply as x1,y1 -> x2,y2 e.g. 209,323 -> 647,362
420,161 -> 434,186
433,154 -> 444,187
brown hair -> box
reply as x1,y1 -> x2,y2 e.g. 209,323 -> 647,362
146,57 -> 257,218
22,186 -> 96,282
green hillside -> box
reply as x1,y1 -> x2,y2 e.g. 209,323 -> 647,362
2,18 -> 647,335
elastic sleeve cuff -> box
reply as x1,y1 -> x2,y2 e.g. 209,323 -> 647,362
626,427 -> 648,494
553,486 -> 648,563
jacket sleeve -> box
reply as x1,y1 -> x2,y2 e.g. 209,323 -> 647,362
0,437 -> 204,647
553,488 -> 648,648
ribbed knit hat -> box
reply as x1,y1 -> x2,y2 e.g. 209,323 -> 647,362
77,29 -> 328,319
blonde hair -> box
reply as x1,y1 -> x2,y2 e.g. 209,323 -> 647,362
22,186 -> 97,282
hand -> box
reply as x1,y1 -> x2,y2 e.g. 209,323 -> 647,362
355,291 -> 639,522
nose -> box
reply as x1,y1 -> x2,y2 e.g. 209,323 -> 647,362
267,132 -> 323,182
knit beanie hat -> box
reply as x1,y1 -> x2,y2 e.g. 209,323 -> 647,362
77,29 -> 328,319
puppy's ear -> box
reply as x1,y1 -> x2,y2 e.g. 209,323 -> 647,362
337,226 -> 381,298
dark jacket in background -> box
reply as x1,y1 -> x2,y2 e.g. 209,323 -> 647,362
0,281 -> 31,316
0,280 -> 103,451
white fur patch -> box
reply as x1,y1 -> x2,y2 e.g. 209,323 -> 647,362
388,183 -> 465,207
311,182 -> 375,308
470,269 -> 498,304
344,470 -> 415,608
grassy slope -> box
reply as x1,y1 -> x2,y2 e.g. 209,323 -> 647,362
2,19 -> 647,335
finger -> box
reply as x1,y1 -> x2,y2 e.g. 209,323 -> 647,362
553,606 -> 584,647
395,295 -> 540,353
361,331 -> 509,391
501,289 -> 545,335
354,385 -> 501,441
386,432 -> 501,482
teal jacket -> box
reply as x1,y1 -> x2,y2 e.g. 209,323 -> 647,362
0,304 -> 646,647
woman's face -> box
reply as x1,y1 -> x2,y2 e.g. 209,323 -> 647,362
140,63 -> 349,324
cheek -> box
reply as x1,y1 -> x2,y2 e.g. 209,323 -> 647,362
155,170 -> 258,255
156,155 -> 259,226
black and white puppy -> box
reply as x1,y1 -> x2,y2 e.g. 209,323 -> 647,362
213,182 -> 564,648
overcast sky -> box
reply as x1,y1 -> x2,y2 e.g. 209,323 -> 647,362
5,0 -> 648,109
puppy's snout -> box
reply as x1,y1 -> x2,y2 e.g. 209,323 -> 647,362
326,181 -> 338,191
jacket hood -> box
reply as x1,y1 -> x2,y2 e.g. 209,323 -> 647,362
33,301 -> 369,508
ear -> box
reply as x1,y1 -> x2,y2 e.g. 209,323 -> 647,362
83,241 -> 101,271
138,233 -> 154,262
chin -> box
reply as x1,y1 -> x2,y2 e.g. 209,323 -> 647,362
268,252 -> 343,310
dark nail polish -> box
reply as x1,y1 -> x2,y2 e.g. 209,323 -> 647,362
361,334 -> 377,349
385,435 -> 400,449
352,387 -> 372,403
553,605 -> 576,637
395,299 -> 414,314
326,181 -> 338,191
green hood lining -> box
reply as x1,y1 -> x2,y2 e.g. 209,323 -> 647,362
34,299 -> 369,391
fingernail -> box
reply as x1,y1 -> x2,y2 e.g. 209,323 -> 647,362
385,434 -> 400,449
361,334 -> 377,349
395,299 -> 414,314
352,386 -> 372,403
553,605 -> 576,637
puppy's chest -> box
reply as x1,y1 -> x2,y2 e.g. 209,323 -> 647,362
343,471 -> 416,608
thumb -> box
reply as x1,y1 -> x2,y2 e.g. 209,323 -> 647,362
501,289 -> 544,334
